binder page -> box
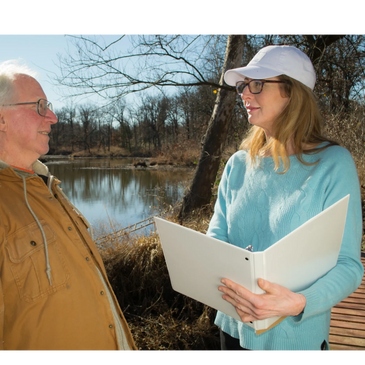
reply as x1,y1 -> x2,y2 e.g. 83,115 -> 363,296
154,217 -> 255,323
262,195 -> 349,292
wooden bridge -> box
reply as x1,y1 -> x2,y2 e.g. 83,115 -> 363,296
329,254 -> 365,350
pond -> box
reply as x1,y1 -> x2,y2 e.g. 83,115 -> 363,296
45,158 -> 193,237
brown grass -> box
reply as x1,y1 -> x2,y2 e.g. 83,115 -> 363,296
150,140 -> 201,167
71,146 -> 131,157
98,207 -> 220,350
323,108 -> 365,251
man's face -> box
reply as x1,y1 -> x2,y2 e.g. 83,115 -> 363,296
0,74 -> 58,169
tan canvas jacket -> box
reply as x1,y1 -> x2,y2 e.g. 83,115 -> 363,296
0,161 -> 136,350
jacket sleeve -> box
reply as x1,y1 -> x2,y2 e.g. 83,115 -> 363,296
0,276 -> 3,350
0,225 -> 5,350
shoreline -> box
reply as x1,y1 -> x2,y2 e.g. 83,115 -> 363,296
41,155 -> 196,170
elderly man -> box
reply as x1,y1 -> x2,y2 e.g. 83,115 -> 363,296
0,62 -> 136,350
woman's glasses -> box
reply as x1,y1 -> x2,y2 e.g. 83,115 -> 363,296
236,80 -> 285,95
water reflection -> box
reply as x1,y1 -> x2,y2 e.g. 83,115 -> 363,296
46,158 -> 192,233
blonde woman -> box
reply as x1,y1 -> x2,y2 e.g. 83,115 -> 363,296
207,45 -> 363,350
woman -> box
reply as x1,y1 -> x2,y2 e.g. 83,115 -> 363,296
207,45 -> 364,350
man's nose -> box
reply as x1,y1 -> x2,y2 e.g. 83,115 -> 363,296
46,109 -> 58,124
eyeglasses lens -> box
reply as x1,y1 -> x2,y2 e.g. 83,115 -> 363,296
236,80 -> 263,95
38,99 -> 52,116
236,83 -> 245,95
250,81 -> 263,94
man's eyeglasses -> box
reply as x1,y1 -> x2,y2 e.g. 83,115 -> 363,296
236,80 -> 285,95
1,98 -> 53,117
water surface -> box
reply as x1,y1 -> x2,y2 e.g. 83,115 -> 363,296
46,158 -> 193,236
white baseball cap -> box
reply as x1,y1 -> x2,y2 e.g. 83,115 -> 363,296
224,45 -> 316,90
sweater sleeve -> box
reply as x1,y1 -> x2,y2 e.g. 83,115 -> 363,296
296,147 -> 364,322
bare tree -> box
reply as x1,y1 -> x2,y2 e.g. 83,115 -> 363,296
178,35 -> 246,219
107,99 -> 133,151
56,35 -> 228,100
78,104 -> 96,153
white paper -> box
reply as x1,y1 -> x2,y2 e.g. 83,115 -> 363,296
154,195 -> 349,332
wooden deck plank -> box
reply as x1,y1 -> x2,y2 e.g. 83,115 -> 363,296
329,334 -> 365,347
335,302 -> 365,310
330,320 -> 365,330
330,327 -> 365,338
338,294 -> 365,301
329,255 -> 365,350
331,307 -> 365,317
331,313 -> 365,323
344,293 -> 365,300
331,344 -> 365,354
331,313 -> 365,324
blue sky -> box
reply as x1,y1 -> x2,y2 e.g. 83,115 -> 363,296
0,34 -> 215,111
0,35 -> 126,110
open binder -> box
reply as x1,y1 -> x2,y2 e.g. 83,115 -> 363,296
154,195 -> 349,334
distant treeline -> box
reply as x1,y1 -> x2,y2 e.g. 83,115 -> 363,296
50,35 -> 365,157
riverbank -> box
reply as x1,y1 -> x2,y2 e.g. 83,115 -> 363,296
42,155 -> 195,171
46,143 -> 201,168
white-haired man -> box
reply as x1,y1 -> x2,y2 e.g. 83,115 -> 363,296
0,61 -> 136,350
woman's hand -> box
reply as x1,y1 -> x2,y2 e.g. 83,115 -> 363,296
218,278 -> 306,323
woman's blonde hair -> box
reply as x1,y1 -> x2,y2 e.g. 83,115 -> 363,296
240,75 -> 338,173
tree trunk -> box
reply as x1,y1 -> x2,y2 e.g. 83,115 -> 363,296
178,35 -> 246,220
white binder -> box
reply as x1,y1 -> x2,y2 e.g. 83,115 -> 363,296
154,195 -> 349,333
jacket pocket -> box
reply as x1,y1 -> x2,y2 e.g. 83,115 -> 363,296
5,220 -> 69,302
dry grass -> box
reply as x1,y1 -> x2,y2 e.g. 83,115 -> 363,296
98,208 -> 220,350
323,108 -> 365,251
150,141 -> 201,167
71,146 -> 131,157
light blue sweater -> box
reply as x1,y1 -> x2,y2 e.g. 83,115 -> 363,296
207,145 -> 364,350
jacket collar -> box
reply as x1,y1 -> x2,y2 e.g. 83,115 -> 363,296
0,158 -> 51,178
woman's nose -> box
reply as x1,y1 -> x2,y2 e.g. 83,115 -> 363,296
241,85 -> 252,102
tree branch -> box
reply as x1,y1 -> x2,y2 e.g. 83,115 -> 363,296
55,35 -> 229,102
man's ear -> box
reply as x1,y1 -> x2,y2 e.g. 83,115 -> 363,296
0,111 -> 7,132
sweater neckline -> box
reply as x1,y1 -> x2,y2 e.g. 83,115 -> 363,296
259,142 -> 328,159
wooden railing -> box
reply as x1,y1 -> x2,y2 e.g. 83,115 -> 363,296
95,216 -> 156,246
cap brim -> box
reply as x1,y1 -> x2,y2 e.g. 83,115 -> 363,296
224,66 -> 281,86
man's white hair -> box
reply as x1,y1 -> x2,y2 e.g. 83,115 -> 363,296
0,60 -> 38,105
